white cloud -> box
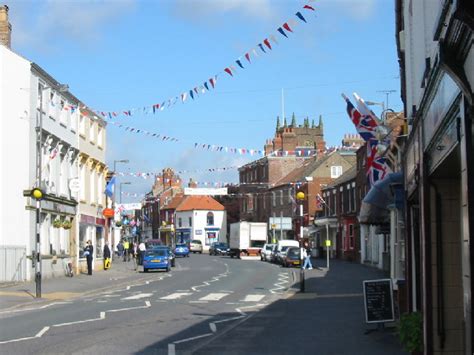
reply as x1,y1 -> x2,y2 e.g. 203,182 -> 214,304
7,0 -> 135,52
170,0 -> 277,23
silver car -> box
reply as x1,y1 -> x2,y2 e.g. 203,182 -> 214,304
260,243 -> 275,261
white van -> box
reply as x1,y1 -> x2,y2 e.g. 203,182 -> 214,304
276,239 -> 300,251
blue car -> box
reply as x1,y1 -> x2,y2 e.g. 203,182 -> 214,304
174,243 -> 190,257
143,248 -> 171,272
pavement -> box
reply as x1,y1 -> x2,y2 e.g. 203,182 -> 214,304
0,257 -> 147,312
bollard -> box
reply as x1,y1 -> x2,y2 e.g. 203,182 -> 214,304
300,268 -> 305,293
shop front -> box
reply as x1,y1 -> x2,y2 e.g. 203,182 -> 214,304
78,214 -> 106,273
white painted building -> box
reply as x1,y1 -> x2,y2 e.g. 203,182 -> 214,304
0,6 -> 107,281
175,196 -> 226,251
0,44 -> 81,281
77,109 -> 107,274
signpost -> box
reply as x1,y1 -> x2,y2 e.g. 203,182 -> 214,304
363,279 -> 395,326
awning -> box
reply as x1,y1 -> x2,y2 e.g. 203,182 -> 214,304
359,172 -> 404,225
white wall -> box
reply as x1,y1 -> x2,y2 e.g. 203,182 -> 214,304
0,47 -> 33,262
176,209 -> 226,251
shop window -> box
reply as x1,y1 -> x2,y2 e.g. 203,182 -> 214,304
205,232 -> 217,246
96,226 -> 104,258
349,224 -> 354,249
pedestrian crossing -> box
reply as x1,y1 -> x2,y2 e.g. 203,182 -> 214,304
151,291 -> 270,304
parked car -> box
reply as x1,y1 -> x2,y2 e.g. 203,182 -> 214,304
209,242 -> 230,256
260,243 -> 275,261
152,245 -> 175,267
275,246 -> 292,265
282,247 -> 301,268
143,248 -> 171,272
270,244 -> 279,263
189,239 -> 203,254
174,243 -> 190,257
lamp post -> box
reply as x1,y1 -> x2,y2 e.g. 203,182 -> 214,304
296,191 -> 305,292
119,182 -> 131,204
34,83 -> 68,298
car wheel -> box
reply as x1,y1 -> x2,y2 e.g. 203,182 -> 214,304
144,268 -> 148,273
199,251 -> 202,254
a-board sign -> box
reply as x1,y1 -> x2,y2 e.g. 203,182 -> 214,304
363,279 -> 395,323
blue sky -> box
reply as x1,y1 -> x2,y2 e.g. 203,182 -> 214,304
7,0 -> 402,203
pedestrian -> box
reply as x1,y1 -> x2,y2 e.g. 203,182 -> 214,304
104,242 -> 111,270
123,239 -> 130,262
302,243 -> 313,270
84,240 -> 94,275
117,241 -> 124,258
138,240 -> 146,266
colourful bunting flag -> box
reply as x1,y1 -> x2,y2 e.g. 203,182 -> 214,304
224,67 -> 233,76
277,27 -> 288,38
245,52 -> 251,63
209,77 -> 216,88
295,11 -> 307,22
236,59 -> 244,69
258,43 -> 266,53
263,38 -> 272,50
304,4 -> 315,11
283,22 -> 293,32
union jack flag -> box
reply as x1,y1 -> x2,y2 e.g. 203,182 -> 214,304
316,193 -> 326,209
366,140 -> 390,186
342,94 -> 378,142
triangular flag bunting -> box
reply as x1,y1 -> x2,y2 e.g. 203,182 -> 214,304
283,22 -> 293,32
295,11 -> 307,22
303,4 -> 315,11
258,43 -> 266,53
224,67 -> 233,76
278,27 -> 288,37
236,59 -> 244,69
263,38 -> 272,50
245,52 -> 251,63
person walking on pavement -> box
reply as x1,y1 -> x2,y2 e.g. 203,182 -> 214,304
123,239 -> 130,262
84,240 -> 94,275
302,243 -> 313,270
104,241 -> 111,270
138,241 -> 146,266
117,240 -> 124,259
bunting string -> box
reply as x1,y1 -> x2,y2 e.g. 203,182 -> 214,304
86,2 -> 317,119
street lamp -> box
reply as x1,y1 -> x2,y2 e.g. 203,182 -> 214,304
34,83 -> 68,298
119,182 -> 131,204
296,191 -> 305,292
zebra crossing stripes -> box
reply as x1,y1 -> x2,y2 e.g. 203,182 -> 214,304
198,293 -> 229,301
160,292 -> 193,300
241,294 -> 265,302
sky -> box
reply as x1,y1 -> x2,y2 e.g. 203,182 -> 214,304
6,0 -> 402,203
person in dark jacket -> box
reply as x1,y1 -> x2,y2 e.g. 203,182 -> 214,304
103,242 -> 111,270
84,240 -> 94,275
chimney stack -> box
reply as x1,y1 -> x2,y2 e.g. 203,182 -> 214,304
0,5 -> 11,48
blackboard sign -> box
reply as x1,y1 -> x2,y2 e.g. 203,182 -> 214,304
363,279 -> 395,323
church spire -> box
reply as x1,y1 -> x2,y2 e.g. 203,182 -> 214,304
318,115 -> 324,129
283,116 -> 287,127
276,116 -> 281,131
311,118 -> 315,128
291,112 -> 296,127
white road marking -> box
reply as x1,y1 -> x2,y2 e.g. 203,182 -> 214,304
0,301 -> 72,315
174,332 -> 213,344
122,293 -> 153,300
241,294 -> 265,302
199,293 -> 229,301
209,323 -> 217,333
189,300 -> 208,304
160,292 -> 192,300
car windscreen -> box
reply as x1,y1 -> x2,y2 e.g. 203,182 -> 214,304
281,246 -> 290,252
287,248 -> 300,257
217,243 -> 228,248
146,250 -> 166,256
265,245 -> 273,250
191,240 -> 202,244
176,244 -> 187,248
